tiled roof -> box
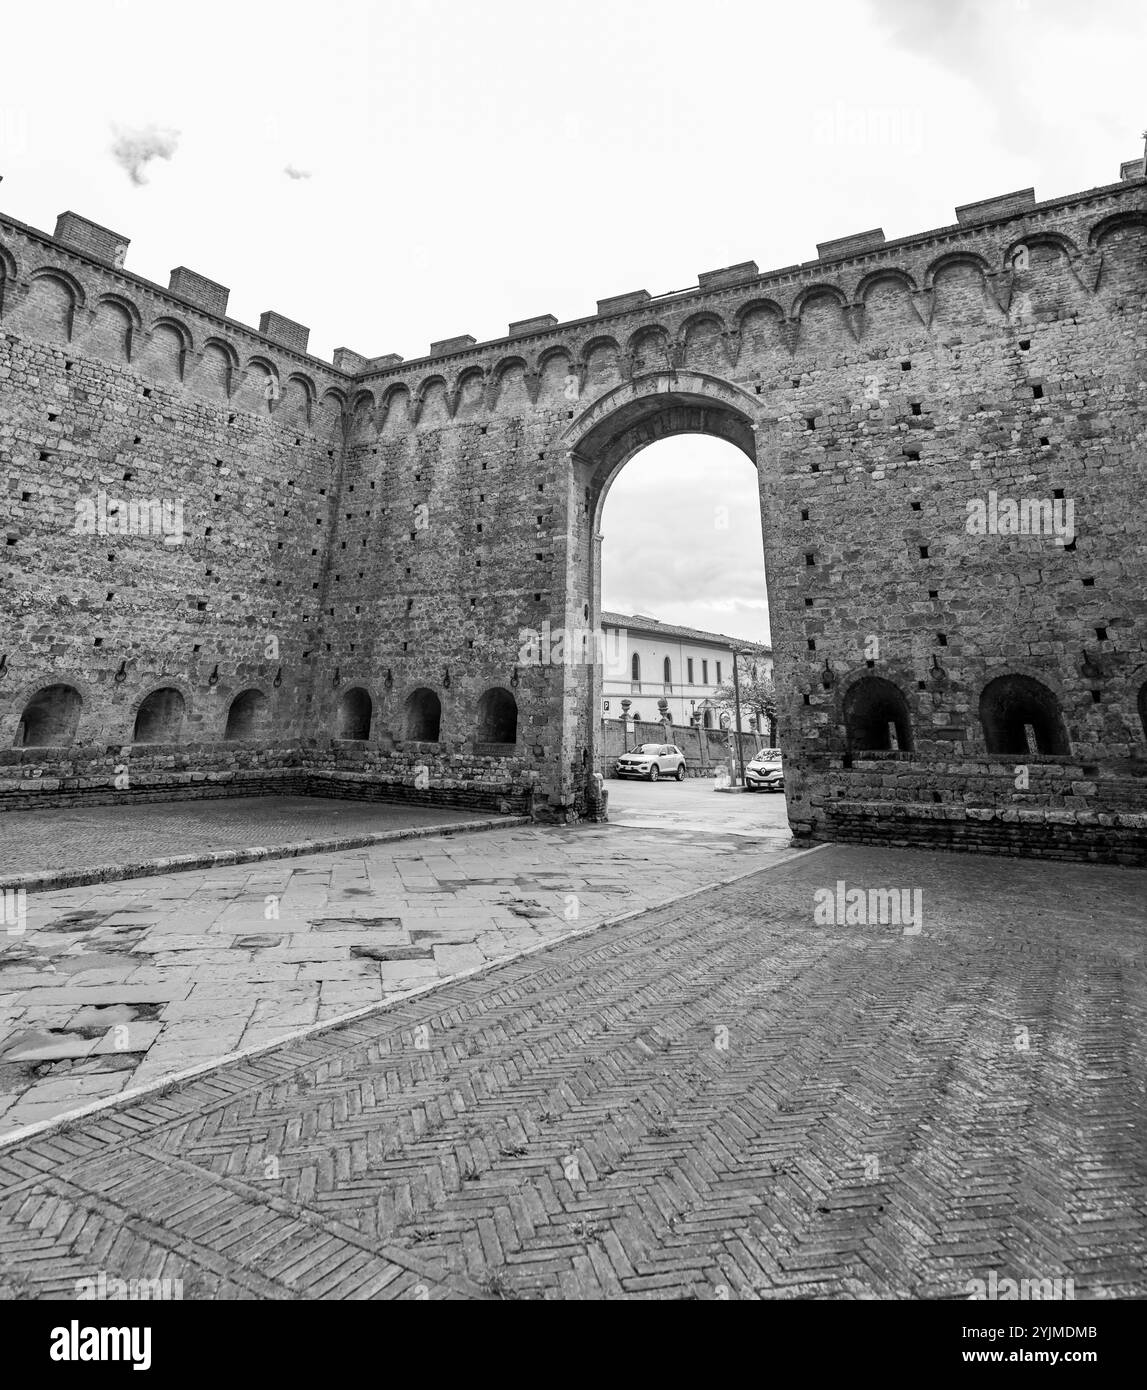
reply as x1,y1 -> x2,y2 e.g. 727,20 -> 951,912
601,611 -> 772,655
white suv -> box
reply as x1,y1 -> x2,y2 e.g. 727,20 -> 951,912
745,750 -> 784,792
614,744 -> 687,782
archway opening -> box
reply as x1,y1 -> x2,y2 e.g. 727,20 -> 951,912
477,687 -> 518,743
843,676 -> 913,753
404,687 -> 442,742
337,687 -> 373,740
133,687 -> 185,743
224,689 -> 268,741
980,675 -> 1069,756
17,684 -> 82,747
586,408 -> 773,775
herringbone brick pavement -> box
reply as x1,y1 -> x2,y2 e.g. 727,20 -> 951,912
0,845 -> 1143,1300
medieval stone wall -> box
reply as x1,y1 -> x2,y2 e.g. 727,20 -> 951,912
1,169 -> 1144,861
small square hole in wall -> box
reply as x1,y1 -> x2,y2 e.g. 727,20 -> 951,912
38,451 -> 50,462
1040,437 -> 1050,447
1096,626 -> 1108,641
807,638 -> 816,651
193,644 -> 201,653
929,590 -> 938,599
810,462 -> 820,473
65,360 -> 74,371
901,360 -> 911,371
911,501 -> 922,511
21,491 -> 31,502
805,553 -> 815,566
1090,690 -> 1102,703
791,377 -> 800,387
806,417 -> 816,431
801,509 -> 809,521
481,426 -> 488,435
866,658 -> 875,669
1019,339 -> 1031,350
803,693 -> 810,704
535,552 -> 543,561
905,449 -> 920,461
48,412 -> 58,422
538,483 -> 544,492
311,548 -> 318,556
133,435 -> 141,444
227,414 -> 235,424
1053,488 -> 1065,499
414,473 -> 421,482
407,600 -> 414,612
534,592 -> 541,602
1082,577 -> 1095,587
107,553 -> 115,562
205,526 -> 213,537
471,597 -> 477,607
277,541 -> 283,550
805,597 -> 814,608
196,601 -> 207,611
467,638 -> 474,651
94,637 -> 103,646
403,641 -> 408,652
919,545 -> 929,558
911,403 -> 922,415
142,387 -> 152,398
1032,384 -> 1044,399
1064,538 -> 1077,552
937,633 -> 948,646
405,567 -> 411,577
214,493 -> 221,502
917,679 -> 927,690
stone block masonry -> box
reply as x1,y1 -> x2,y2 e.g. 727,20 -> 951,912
1,157 -> 1145,863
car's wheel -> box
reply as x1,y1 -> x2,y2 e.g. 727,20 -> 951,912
675,764 -> 685,781
648,765 -> 660,782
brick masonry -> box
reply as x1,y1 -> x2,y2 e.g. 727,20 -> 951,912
1,164 -> 1145,861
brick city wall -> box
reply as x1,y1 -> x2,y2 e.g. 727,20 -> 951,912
2,166 -> 1146,862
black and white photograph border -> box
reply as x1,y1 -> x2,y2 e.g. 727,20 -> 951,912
0,0 -> 1143,1346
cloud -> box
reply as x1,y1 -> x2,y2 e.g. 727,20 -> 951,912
284,164 -> 313,180
109,124 -> 180,186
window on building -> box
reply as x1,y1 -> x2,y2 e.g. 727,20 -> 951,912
687,658 -> 694,684
716,661 -> 722,684
663,657 -> 672,692
702,660 -> 708,684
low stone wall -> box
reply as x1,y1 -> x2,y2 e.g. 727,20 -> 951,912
0,739 -> 535,815
815,801 -> 1147,866
798,753 -> 1147,865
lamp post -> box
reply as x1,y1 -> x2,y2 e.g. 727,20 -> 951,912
730,649 -> 747,787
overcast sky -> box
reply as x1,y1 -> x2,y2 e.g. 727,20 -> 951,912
1,0 -> 1141,643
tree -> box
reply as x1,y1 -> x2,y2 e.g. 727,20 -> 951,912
712,659 -> 778,744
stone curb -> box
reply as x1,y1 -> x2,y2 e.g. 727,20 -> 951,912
0,840 -> 831,1150
4,815 -> 531,895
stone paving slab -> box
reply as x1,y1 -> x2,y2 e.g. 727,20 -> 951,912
0,800 -> 789,1135
0,843 -> 1141,1300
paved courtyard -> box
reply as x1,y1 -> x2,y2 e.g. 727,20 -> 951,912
0,794 -> 498,884
0,780 -> 789,1134
0,842 -> 1142,1300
